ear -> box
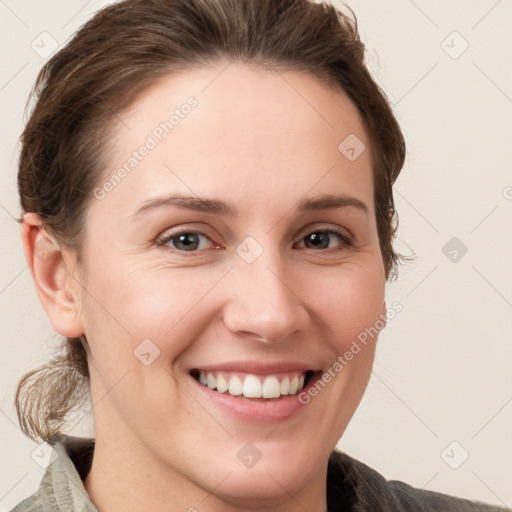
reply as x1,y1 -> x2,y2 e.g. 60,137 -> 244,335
21,212 -> 84,338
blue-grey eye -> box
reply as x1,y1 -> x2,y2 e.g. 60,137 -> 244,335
166,232 -> 211,251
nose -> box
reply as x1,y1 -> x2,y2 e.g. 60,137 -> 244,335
221,249 -> 310,343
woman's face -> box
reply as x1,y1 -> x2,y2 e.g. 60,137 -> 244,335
75,61 -> 386,505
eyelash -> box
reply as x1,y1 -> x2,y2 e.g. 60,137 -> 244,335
155,227 -> 354,254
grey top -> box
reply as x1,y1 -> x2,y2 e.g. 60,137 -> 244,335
11,436 -> 510,511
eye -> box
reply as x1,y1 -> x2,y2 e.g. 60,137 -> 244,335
155,227 -> 352,254
157,231 -> 217,252
297,229 -> 352,250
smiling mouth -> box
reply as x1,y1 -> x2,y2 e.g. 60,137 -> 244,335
190,369 -> 315,399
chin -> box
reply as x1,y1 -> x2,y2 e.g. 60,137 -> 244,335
201,446 -> 322,506
210,465 -> 313,508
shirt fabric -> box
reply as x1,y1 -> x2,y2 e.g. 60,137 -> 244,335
11,435 -> 509,511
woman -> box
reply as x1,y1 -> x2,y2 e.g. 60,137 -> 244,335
11,0 -> 509,511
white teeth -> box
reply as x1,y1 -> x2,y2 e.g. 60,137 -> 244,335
206,373 -> 216,389
196,371 -> 308,398
280,376 -> 290,395
262,376 -> 281,398
216,373 -> 229,393
228,375 -> 243,396
289,376 -> 299,394
243,375 -> 262,398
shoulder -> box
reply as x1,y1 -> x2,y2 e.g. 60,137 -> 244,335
387,478 -> 508,511
9,492 -> 42,512
328,450 -> 510,511
9,436 -> 97,512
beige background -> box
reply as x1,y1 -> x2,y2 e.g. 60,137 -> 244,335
1,0 -> 511,509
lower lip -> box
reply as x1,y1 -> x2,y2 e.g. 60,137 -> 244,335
191,374 -> 315,424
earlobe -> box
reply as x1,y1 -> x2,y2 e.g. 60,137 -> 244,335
21,212 -> 84,338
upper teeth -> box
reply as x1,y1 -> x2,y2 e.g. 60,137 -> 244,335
197,371 -> 307,399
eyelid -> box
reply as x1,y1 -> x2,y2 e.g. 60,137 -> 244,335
154,221 -> 209,238
154,226 -> 219,248
295,223 -> 354,243
295,229 -> 353,249
154,222 -> 355,253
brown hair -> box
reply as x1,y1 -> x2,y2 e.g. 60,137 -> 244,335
16,0 -> 406,443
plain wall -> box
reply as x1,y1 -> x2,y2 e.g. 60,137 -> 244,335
1,0 -> 511,509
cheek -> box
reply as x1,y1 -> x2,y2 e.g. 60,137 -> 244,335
305,262 -> 385,351
80,259 -> 229,365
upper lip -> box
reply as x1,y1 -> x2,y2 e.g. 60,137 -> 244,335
189,361 -> 319,375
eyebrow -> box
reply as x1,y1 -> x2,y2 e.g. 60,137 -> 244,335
132,193 -> 369,219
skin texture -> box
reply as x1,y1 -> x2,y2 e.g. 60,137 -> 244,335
22,61 -> 387,512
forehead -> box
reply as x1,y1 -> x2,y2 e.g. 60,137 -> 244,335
95,61 -> 374,219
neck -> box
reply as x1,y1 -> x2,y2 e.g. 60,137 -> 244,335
84,427 -> 329,512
